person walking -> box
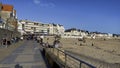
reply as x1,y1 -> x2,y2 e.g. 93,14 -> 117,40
2,38 -> 7,48
53,39 -> 62,48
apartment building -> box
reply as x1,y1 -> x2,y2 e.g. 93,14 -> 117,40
49,23 -> 65,35
18,20 -> 65,36
63,28 -> 88,38
18,20 -> 41,35
0,3 -> 17,30
89,32 -> 113,39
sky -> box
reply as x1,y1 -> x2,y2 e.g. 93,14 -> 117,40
0,0 -> 120,34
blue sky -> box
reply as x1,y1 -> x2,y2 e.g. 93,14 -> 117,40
0,0 -> 120,34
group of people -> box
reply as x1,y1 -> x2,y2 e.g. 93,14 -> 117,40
0,37 -> 20,48
35,35 -> 62,48
36,35 -> 44,44
53,39 -> 62,48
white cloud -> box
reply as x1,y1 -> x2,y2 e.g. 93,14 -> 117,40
40,3 -> 55,8
33,0 -> 40,4
33,0 -> 55,8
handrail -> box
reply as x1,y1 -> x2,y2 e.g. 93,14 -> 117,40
48,47 -> 96,68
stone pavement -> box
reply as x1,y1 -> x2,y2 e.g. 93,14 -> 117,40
0,40 -> 48,68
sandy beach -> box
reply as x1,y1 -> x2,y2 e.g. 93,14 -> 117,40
44,36 -> 120,68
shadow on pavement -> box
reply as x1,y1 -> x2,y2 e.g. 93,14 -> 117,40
15,64 -> 23,68
39,48 -> 51,68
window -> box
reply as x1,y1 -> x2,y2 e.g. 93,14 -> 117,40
31,27 -> 34,29
34,23 -> 38,25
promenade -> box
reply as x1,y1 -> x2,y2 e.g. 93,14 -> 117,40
0,40 -> 48,68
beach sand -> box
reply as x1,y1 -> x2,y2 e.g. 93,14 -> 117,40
44,36 -> 120,68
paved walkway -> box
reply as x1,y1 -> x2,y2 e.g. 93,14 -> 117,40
0,40 -> 48,68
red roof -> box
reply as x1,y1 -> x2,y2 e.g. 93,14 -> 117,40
2,4 -> 13,11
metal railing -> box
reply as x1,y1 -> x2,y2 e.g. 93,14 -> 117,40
47,48 -> 96,68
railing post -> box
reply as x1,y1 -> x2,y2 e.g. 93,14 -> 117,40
65,53 -> 67,68
57,49 -> 59,58
79,62 -> 82,68
50,48 -> 51,52
48,47 -> 96,68
53,48 -> 54,53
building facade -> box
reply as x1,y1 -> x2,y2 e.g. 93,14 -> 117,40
63,28 -> 88,38
18,20 -> 65,36
0,3 -> 17,31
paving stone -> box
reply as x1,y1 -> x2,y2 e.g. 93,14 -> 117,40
0,40 -> 48,68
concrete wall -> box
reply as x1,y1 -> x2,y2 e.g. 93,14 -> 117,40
43,48 -> 61,68
0,28 -> 20,40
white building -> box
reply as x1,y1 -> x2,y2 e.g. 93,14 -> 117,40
0,18 -> 6,28
18,20 -> 65,36
63,28 -> 88,38
18,20 -> 43,35
49,24 -> 65,35
89,32 -> 113,39
17,21 -> 25,35
0,3 -> 18,31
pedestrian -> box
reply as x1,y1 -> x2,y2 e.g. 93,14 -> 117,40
53,39 -> 62,48
3,38 -> 7,47
0,39 -> 3,46
20,36 -> 23,41
45,42 -> 49,47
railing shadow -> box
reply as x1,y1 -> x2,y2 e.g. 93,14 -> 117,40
39,46 -> 51,68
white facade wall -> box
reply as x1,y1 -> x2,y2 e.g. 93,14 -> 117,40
49,24 -> 54,34
63,30 -> 88,38
62,36 -> 83,38
18,20 -> 65,35
46,24 -> 65,35
17,21 -> 25,35
64,30 -> 87,36
0,18 -> 6,29
89,33 -> 113,39
80,32 -> 88,37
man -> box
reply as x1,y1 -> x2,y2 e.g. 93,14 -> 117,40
53,39 -> 62,48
